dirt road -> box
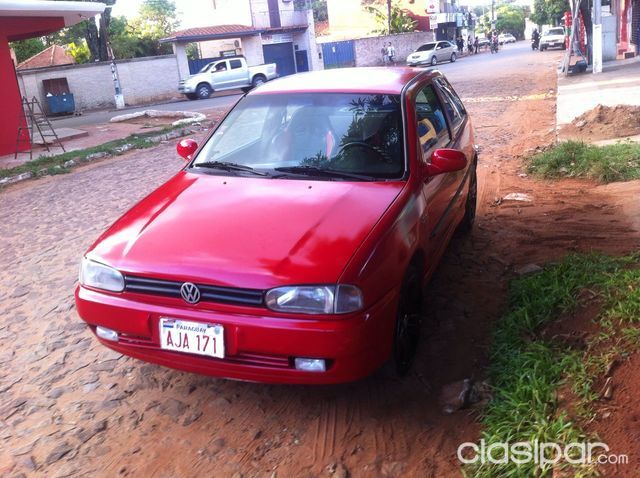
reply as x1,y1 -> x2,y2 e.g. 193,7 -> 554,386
1,46 -> 639,478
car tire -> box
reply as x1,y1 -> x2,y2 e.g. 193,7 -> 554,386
430,56 -> 437,66
196,83 -> 212,99
450,53 -> 456,63
252,75 -> 266,88
390,263 -> 423,377
457,162 -> 477,234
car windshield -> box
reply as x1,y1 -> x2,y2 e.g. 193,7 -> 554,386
546,28 -> 564,35
198,63 -> 214,73
192,93 -> 405,180
417,43 -> 436,52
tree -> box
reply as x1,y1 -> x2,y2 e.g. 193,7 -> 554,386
127,0 -> 180,56
495,4 -> 526,38
531,0 -> 570,26
10,38 -> 47,64
294,0 -> 328,22
66,40 -> 91,63
365,4 -> 418,34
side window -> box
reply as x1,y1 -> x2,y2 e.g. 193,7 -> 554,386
434,78 -> 465,132
229,59 -> 242,69
414,84 -> 450,161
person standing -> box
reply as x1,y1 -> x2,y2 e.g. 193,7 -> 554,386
386,42 -> 396,65
474,36 -> 479,54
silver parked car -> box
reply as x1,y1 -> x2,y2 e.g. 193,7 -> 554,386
406,41 -> 457,67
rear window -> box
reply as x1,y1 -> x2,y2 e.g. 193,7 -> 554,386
417,43 -> 436,51
546,28 -> 564,35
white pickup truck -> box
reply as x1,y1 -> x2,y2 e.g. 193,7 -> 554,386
179,56 -> 278,100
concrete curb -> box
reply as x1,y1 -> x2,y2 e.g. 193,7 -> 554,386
0,127 -> 198,190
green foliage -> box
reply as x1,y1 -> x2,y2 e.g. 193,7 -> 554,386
130,0 -> 179,40
364,4 -> 418,34
10,38 -> 47,64
495,4 -> 526,38
294,0 -> 328,22
527,140 -> 640,183
531,0 -> 570,26
467,253 -> 640,477
66,40 -> 91,64
41,0 -> 179,61
185,43 -> 200,60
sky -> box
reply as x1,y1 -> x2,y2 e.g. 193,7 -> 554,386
110,0 -> 213,29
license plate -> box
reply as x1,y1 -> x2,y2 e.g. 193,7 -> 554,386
159,318 -> 225,358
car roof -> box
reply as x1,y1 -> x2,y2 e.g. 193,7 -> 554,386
251,67 -> 438,95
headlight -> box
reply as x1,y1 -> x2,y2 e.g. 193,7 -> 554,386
265,285 -> 363,315
79,258 -> 124,292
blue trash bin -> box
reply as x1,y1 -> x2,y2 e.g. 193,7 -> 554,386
47,93 -> 75,114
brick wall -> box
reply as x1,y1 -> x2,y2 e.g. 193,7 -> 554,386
17,55 -> 181,112
354,31 -> 436,67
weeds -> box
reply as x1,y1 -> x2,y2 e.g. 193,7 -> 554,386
466,253 -> 640,477
527,141 -> 640,183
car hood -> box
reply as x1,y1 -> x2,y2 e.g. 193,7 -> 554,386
88,171 -> 405,290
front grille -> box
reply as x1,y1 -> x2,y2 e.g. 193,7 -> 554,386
124,275 -> 265,307
115,332 -> 292,369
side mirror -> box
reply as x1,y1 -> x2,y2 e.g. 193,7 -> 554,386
424,148 -> 467,177
177,138 -> 198,161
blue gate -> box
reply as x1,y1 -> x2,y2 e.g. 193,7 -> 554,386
188,57 -> 218,75
321,41 -> 355,69
263,43 -> 296,77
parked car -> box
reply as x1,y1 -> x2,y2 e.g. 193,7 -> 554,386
498,33 -> 516,44
76,67 -> 478,384
540,27 -> 566,50
476,37 -> 491,49
178,56 -> 278,100
406,41 -> 457,66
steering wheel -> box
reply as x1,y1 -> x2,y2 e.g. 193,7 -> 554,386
335,141 -> 391,163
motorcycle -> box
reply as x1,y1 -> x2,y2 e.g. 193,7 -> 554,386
490,40 -> 499,54
531,37 -> 540,50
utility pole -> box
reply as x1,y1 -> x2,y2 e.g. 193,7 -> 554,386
593,0 -> 602,73
491,0 -> 495,30
387,0 -> 392,35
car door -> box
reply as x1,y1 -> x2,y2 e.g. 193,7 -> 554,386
210,60 -> 232,89
432,76 -> 475,229
226,59 -> 248,88
435,42 -> 446,61
413,82 -> 458,263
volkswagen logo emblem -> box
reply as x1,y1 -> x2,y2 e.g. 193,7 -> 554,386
180,282 -> 201,304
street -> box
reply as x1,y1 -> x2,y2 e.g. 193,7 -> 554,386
1,43 -> 639,478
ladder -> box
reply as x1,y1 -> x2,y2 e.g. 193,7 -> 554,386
14,96 -> 66,160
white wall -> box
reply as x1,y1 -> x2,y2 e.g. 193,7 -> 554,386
17,55 -> 181,112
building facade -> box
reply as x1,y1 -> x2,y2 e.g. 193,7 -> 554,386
162,0 -> 323,81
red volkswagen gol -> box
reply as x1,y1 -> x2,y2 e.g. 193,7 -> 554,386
75,67 -> 477,384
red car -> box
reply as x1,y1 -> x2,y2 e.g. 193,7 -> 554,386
75,67 -> 477,384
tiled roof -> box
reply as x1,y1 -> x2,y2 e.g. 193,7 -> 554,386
17,45 -> 74,70
161,24 -> 261,42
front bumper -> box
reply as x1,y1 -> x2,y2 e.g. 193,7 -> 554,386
178,84 -> 196,94
75,285 -> 399,384
541,40 -> 564,48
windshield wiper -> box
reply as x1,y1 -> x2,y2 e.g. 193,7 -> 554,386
273,166 -> 376,181
193,161 -> 270,176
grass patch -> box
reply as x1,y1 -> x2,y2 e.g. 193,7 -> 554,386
527,140 -> 640,183
1,125 -> 190,181
466,253 -> 640,477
